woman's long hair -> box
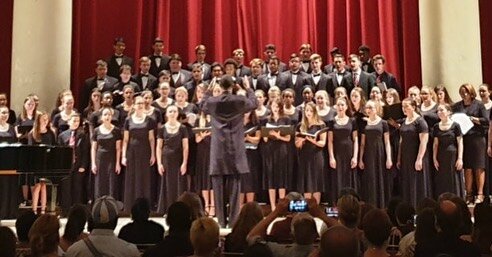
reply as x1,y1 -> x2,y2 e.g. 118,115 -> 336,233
31,111 -> 49,143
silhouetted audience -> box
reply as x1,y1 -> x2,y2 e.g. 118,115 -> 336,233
189,217 -> 221,257
361,209 -> 393,257
225,201 -> 264,252
60,204 -> 89,252
28,214 -> 60,257
118,198 -> 164,245
0,226 -> 16,257
319,225 -> 359,257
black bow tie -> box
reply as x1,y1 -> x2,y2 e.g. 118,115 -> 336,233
302,61 -> 310,63
312,73 -> 321,77
337,72 -> 345,76
172,72 -> 179,75
97,78 -> 105,81
141,74 -> 149,77
291,71 -> 299,75
270,73 -> 277,77
154,55 -> 162,58
114,55 -> 123,58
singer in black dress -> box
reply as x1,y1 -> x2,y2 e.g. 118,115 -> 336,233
328,97 -> 359,202
295,103 -> 326,203
359,100 -> 393,208
399,98 -> 431,207
262,99 -> 292,211
242,110 -> 261,204
194,112 -> 213,214
122,96 -> 156,212
156,105 -> 189,213
0,106 -> 18,219
432,104 -> 465,198
91,108 -> 122,199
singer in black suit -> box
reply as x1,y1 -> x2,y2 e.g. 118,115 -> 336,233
233,49 -> 252,77
131,57 -> 157,92
262,44 -> 287,73
106,37 -> 134,78
187,44 -> 211,81
372,54 -> 402,97
359,45 -> 375,74
57,113 -> 90,206
299,43 -> 313,74
80,60 -> 118,111
258,56 -> 285,91
248,58 -> 268,93
168,54 -> 193,89
184,63 -> 204,99
280,54 -> 309,106
307,54 -> 332,96
327,54 -> 353,94
348,54 -> 376,99
200,75 -> 257,228
149,37 -> 170,77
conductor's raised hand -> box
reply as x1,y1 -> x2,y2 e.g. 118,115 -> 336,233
242,75 -> 250,89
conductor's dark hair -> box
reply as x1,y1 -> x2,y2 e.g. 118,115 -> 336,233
131,198 -> 151,222
220,75 -> 235,90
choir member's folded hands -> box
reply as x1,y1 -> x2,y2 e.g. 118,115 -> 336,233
295,137 -> 305,148
269,130 -> 281,139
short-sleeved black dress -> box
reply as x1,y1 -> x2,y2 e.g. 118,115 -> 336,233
241,122 -> 261,193
92,126 -> 122,199
262,116 -> 292,189
194,122 -> 212,191
296,123 -> 326,193
0,125 -> 19,219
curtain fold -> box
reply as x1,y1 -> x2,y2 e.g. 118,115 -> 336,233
479,0 -> 492,85
0,0 -> 14,98
70,0 -> 422,103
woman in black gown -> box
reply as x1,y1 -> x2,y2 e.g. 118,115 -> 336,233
452,84 -> 488,204
282,89 -> 299,193
432,104 -> 464,198
91,107 -> 122,199
115,85 -> 134,127
295,102 -> 327,203
52,94 -> 76,136
241,110 -> 261,205
0,106 -> 18,219
255,90 -> 270,120
28,111 -> 57,214
359,100 -> 393,208
328,97 -> 359,202
156,105 -> 189,213
398,98 -> 430,207
194,111 -> 213,215
262,99 -> 292,211
152,82 -> 174,116
122,96 -> 156,212
89,91 -> 121,134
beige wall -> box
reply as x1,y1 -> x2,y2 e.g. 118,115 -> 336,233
10,0 -> 72,113
419,0 -> 483,101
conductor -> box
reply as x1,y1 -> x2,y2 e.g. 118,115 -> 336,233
201,75 -> 257,228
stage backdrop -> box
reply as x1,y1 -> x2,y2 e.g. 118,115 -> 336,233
480,0 -> 492,85
0,0 -> 14,100
71,0 -> 422,103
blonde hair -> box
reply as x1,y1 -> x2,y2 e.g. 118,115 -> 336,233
190,217 -> 220,256
300,102 -> 324,133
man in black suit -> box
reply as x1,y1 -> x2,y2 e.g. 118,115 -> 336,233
258,56 -> 284,91
131,56 -> 157,92
168,54 -> 192,89
223,58 -> 244,86
232,48 -> 252,77
183,63 -> 204,99
306,54 -> 331,97
299,43 -> 313,74
323,47 -> 343,74
262,44 -> 287,74
106,37 -> 134,78
281,53 -> 309,106
358,45 -> 375,74
201,75 -> 257,228
328,54 -> 353,95
248,58 -> 268,93
372,54 -> 402,97
348,54 -> 376,99
187,45 -> 211,81
149,37 -> 170,77
79,60 -> 118,111
210,62 -> 224,81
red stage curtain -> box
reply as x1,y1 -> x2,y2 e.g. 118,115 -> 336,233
0,0 -> 14,99
480,0 -> 492,85
71,0 -> 422,103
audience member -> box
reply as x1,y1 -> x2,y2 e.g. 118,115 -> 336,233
15,210 -> 38,244
60,204 -> 89,252
268,191 -> 303,242
0,226 -> 16,257
319,225 -> 359,257
244,242 -> 274,257
178,191 -> 206,220
357,203 -> 376,230
225,201 -> 264,252
248,198 -> 335,257
28,214 -> 60,257
386,197 -> 403,226
118,198 -> 164,245
414,200 -> 480,257
472,197 -> 492,255
399,208 -> 438,257
361,209 -> 393,257
143,201 -> 194,257
189,217 -> 220,257
65,195 -> 140,257
450,196 -> 473,241
395,202 -> 416,237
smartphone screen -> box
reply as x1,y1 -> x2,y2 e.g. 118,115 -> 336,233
289,200 -> 308,212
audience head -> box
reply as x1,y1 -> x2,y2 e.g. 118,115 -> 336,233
91,195 -> 122,230
450,196 -> 473,235
178,191 -> 206,220
337,194 -> 360,229
63,204 -> 89,243
244,242 -> 273,257
0,227 -> 16,257
15,210 -> 38,243
131,198 -> 151,223
319,225 -> 359,257
358,203 -> 376,229
166,201 -> 193,234
291,213 -> 318,245
416,197 -> 438,213
231,201 -> 263,235
190,217 -> 220,256
338,187 -> 361,202
387,197 -> 403,226
436,200 -> 462,237
362,209 -> 392,248
414,207 -> 438,244
29,214 -> 60,257
395,202 -> 415,227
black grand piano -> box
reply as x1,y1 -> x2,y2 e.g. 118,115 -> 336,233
0,144 -> 72,216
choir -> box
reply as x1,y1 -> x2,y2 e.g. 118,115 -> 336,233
1,40 -> 492,220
